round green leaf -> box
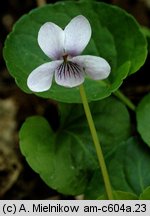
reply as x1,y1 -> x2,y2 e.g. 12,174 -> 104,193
19,96 -> 130,195
4,2 -> 147,102
136,93 -> 150,146
19,116 -> 91,195
58,96 -> 131,156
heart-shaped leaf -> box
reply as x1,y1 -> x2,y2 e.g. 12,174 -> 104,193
19,97 -> 130,195
4,2 -> 147,102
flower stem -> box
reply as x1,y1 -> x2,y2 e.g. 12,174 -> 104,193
114,90 -> 136,111
79,84 -> 113,200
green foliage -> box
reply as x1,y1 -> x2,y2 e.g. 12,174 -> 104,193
3,2 -> 147,102
19,97 -> 130,195
141,26 -> 150,51
136,93 -> 150,146
109,138 -> 150,195
139,186 -> 150,200
85,137 -> 150,199
98,191 -> 138,200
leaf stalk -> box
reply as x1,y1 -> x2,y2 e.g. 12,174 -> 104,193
79,84 -> 113,200
114,90 -> 136,111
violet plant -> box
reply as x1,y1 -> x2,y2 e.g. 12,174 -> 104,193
3,1 -> 150,200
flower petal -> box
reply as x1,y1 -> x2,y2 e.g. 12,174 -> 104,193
64,15 -> 91,56
72,55 -> 111,80
38,22 -> 64,60
55,61 -> 84,88
27,61 -> 62,92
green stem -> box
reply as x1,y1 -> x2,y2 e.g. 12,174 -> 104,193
114,90 -> 136,111
79,84 -> 113,200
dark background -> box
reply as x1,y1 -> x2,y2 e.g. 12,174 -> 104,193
0,0 -> 150,199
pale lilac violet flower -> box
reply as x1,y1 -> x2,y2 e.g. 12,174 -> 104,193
27,15 -> 111,92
